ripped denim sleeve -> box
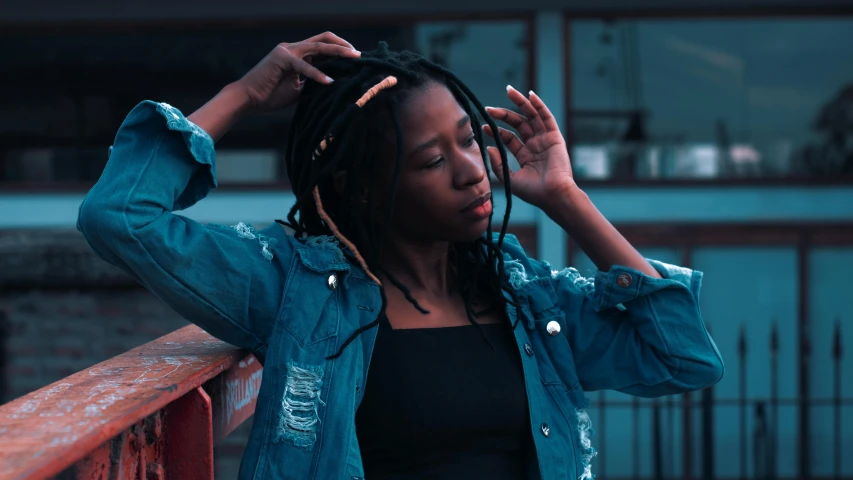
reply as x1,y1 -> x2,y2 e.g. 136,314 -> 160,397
276,362 -> 326,449
209,222 -> 279,262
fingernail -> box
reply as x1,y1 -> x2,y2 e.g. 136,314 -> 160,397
529,90 -> 536,96
506,85 -> 513,91
325,76 -> 335,83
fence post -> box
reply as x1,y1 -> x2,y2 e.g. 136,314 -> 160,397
653,398 -> 663,480
701,385 -> 714,480
738,324 -> 748,480
770,321 -> 779,480
634,397 -> 641,480
753,402 -> 769,480
700,323 -> 714,480
832,317 -> 843,480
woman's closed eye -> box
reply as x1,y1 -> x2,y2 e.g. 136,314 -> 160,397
463,133 -> 477,148
423,157 -> 445,170
420,133 -> 477,170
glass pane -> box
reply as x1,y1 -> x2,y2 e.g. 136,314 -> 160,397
570,18 -> 853,180
415,21 -> 528,110
216,150 -> 280,184
0,21 -> 529,187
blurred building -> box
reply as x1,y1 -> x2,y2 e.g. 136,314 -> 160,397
1,0 -> 852,478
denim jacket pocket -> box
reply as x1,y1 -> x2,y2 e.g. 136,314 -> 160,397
532,312 -> 580,387
522,278 -> 580,391
279,257 -> 345,347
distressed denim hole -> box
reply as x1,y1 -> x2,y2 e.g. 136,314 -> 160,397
576,409 -> 597,480
275,362 -> 325,449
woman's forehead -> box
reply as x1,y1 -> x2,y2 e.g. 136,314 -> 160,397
397,83 -> 467,132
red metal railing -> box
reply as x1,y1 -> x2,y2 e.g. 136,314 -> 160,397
0,325 -> 262,480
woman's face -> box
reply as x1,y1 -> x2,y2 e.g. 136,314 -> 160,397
373,81 -> 493,244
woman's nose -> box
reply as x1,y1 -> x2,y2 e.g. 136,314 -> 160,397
454,152 -> 486,189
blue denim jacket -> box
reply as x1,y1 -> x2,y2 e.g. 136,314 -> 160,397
77,101 -> 724,480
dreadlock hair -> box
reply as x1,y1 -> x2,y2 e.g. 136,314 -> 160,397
276,42 -> 521,359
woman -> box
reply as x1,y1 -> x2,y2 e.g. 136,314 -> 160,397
78,32 -> 723,480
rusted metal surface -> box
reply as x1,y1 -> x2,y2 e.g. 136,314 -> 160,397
0,325 -> 261,480
164,388 -> 214,480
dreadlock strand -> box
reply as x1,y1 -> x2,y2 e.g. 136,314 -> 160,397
356,76 -> 398,106
374,97 -> 404,258
312,187 -> 381,285
380,268 -> 430,314
326,286 -> 389,360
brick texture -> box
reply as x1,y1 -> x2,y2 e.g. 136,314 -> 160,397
1,288 -> 189,400
0,228 -> 254,478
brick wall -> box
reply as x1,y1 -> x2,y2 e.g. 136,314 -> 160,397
0,229 -> 251,478
1,288 -> 188,399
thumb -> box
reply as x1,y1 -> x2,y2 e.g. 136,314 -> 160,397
290,73 -> 306,92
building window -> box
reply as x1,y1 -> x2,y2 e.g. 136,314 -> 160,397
0,19 -> 530,189
568,17 -> 853,181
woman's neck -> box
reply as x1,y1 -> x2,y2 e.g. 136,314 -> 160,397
378,236 -> 452,297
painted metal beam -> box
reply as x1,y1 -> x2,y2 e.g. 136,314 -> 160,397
0,325 -> 259,480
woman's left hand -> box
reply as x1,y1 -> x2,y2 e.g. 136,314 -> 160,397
483,86 -> 577,207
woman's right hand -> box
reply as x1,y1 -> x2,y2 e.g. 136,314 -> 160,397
236,31 -> 361,112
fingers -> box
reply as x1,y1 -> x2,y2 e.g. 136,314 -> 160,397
292,42 -> 361,60
528,90 -> 560,132
304,31 -> 356,50
276,41 -> 360,85
506,85 -> 546,133
485,107 -> 535,142
288,55 -> 334,85
486,146 -> 512,183
482,125 -> 524,157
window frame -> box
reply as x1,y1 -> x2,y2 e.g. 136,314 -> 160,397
562,10 -> 853,186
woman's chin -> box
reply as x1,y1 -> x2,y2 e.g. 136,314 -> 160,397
450,218 -> 492,243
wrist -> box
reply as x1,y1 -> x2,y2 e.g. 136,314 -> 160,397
188,83 -> 253,143
541,184 -> 593,231
220,82 -> 254,119
541,181 -> 586,213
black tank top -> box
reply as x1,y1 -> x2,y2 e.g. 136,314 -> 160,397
355,317 -> 533,479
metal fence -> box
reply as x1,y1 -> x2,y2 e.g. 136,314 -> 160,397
588,319 -> 849,480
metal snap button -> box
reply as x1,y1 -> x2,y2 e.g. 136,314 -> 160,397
524,343 -> 534,356
541,423 -> 551,437
617,272 -> 633,288
328,274 -> 338,290
546,321 -> 561,336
